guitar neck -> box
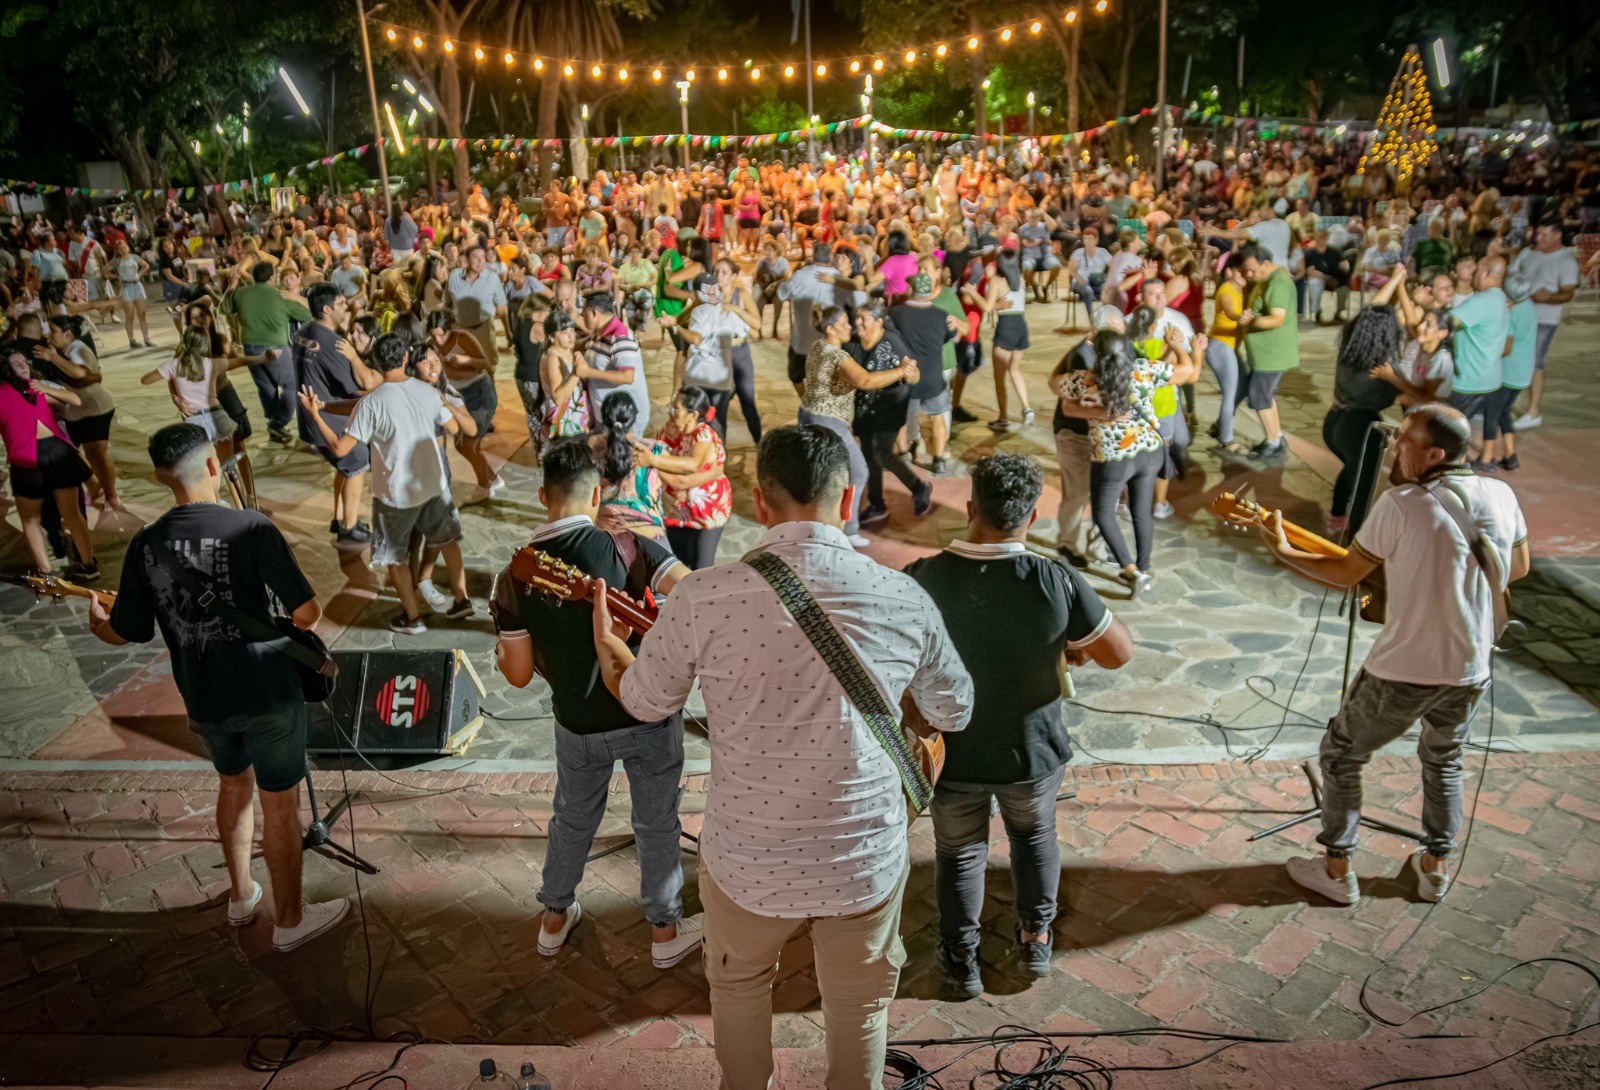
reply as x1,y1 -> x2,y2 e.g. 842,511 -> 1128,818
1278,519 -> 1349,558
595,584 -> 655,635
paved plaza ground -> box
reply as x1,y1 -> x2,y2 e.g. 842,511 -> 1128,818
2,284 -> 1598,1086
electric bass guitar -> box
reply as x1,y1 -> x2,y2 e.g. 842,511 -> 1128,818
1209,491 -> 1388,623
11,573 -> 117,609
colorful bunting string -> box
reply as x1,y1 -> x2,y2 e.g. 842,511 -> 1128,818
5,110 -> 1595,200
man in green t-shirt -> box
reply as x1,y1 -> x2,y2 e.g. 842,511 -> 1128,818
221,263 -> 313,443
1236,240 -> 1298,461
1409,218 -> 1454,282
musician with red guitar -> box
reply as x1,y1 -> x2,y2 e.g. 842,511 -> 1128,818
489,438 -> 700,970
1257,405 -> 1529,909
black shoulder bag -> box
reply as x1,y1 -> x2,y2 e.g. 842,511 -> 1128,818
145,541 -> 338,702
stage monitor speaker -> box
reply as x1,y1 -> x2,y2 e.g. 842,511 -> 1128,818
308,648 -> 486,756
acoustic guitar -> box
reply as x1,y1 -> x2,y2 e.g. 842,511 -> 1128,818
1209,491 -> 1388,623
506,546 -> 659,636
507,546 -> 946,806
11,573 -> 117,609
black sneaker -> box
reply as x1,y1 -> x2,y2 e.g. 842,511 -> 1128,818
912,481 -> 934,518
931,455 -> 952,476
1017,937 -> 1053,978
1057,546 -> 1089,570
1250,437 -> 1287,460
336,521 -> 373,545
859,501 -> 889,524
943,950 -> 983,999
1468,460 -> 1500,475
1498,454 -> 1520,472
388,612 -> 426,635
444,599 -> 474,620
328,518 -> 340,535
951,406 -> 978,424
68,560 -> 100,584
268,424 -> 293,445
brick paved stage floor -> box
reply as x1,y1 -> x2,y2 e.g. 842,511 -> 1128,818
2,753 -> 1597,1087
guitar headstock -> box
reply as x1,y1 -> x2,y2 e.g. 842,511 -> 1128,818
507,547 -> 590,604
1209,490 -> 1267,530
8,572 -> 112,606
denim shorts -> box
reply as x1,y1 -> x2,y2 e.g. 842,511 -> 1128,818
190,703 -> 308,792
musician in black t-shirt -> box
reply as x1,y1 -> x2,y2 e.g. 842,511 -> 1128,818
905,453 -> 1131,997
88,423 -> 348,952
490,439 -> 702,969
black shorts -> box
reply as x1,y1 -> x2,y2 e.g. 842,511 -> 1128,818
668,327 -> 688,355
315,413 -> 370,475
11,436 -> 93,500
795,208 -> 820,226
1448,391 -> 1490,427
217,381 -> 254,442
458,377 -> 497,438
955,339 -> 984,375
189,703 -> 308,792
993,313 -> 1030,351
788,347 -> 808,386
737,217 -> 760,229
65,410 -> 114,445
1243,369 -> 1285,411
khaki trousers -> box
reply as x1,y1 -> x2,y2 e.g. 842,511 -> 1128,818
1054,428 -> 1096,556
699,855 -> 909,1090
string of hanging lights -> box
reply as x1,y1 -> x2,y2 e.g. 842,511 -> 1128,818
376,6 -> 1113,85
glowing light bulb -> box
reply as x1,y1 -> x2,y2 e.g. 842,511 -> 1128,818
750,67 -> 761,80
850,60 -> 861,74
413,35 -> 424,49
591,64 -> 603,78
784,64 -> 795,78
652,67 -> 663,81
474,46 -> 484,61
1001,28 -> 1013,42
563,62 -> 574,78
816,63 -> 826,77
533,57 -> 543,71
618,67 -> 629,81
503,51 -> 513,65
905,50 -> 916,64
1065,9 -> 1078,22
443,40 -> 454,53
873,57 -> 884,71
936,43 -> 948,57
717,67 -> 728,81
967,36 -> 979,50
1096,0 -> 1108,12
685,68 -> 696,81
385,28 -> 396,41
1030,20 -> 1042,33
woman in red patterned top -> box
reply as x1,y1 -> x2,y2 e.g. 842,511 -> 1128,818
634,386 -> 731,570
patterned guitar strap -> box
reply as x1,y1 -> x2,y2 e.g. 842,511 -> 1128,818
742,549 -> 935,813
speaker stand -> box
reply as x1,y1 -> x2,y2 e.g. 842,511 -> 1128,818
1247,759 -> 1424,845
303,773 -> 380,874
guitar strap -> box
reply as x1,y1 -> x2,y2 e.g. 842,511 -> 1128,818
741,548 -> 934,813
1425,478 -> 1512,639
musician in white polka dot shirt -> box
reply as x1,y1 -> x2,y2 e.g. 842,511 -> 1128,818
594,424 -> 973,1090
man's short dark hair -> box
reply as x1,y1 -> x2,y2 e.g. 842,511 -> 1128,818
1409,403 -> 1472,464
251,262 -> 275,283
1235,240 -> 1271,267
542,437 -> 601,495
148,422 -> 211,471
306,282 -> 341,320
970,453 -> 1042,531
811,242 -> 833,266
583,291 -> 615,315
756,424 -> 849,506
371,331 -> 409,372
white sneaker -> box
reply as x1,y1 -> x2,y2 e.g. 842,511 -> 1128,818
272,898 -> 350,952
227,880 -> 262,926
1513,413 -> 1542,431
652,915 -> 705,969
1152,501 -> 1175,520
488,475 -> 508,496
1285,855 -> 1360,905
417,581 -> 452,613
538,901 -> 582,956
847,533 -> 871,548
1411,849 -> 1451,903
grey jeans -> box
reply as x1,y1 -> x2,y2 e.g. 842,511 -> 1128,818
1318,669 -> 1490,859
541,715 -> 686,926
796,408 -> 866,535
930,766 -> 1066,960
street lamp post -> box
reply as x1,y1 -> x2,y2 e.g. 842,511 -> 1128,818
862,74 -> 874,169
355,0 -> 392,221
675,80 -> 691,169
279,65 -> 338,196
1027,90 -> 1036,146
1156,0 -> 1168,190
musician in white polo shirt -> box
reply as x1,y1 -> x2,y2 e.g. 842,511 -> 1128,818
592,424 -> 973,1090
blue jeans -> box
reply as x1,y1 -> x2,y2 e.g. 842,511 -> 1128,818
541,715 -> 686,926
244,344 -> 295,431
931,766 -> 1066,960
1204,340 -> 1240,443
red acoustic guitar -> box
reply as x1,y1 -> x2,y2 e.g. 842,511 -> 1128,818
506,547 -> 659,635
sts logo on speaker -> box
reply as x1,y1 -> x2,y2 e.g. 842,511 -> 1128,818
375,674 -> 431,729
